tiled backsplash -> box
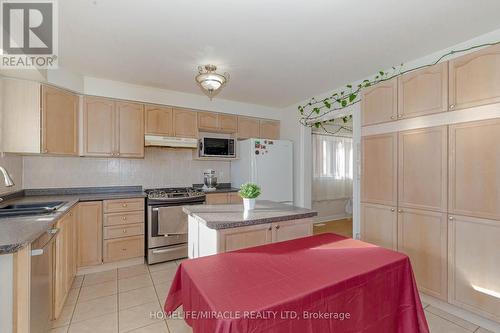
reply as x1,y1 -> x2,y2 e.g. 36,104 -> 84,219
23,147 -> 231,189
0,154 -> 23,195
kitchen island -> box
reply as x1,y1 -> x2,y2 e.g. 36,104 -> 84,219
183,200 -> 317,258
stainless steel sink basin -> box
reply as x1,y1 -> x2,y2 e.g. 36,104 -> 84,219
0,201 -> 66,218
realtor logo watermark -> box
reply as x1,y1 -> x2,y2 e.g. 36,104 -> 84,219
0,0 -> 58,68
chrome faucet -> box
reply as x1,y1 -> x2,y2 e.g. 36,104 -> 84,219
0,166 -> 15,187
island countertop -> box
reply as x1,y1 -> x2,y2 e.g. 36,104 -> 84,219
183,200 -> 318,230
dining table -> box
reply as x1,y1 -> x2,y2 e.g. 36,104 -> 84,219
164,233 -> 429,333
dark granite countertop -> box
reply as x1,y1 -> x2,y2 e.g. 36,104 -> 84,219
0,187 -> 146,255
183,200 -> 317,230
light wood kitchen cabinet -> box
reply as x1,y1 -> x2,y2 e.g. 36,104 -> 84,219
41,85 -> 79,155
449,43 -> 500,111
198,112 -> 219,131
361,77 -> 398,126
448,214 -> 500,321
54,209 -> 77,318
220,223 -> 273,252
82,96 -> 116,157
219,114 -> 238,132
360,203 -> 397,250
397,208 -> 447,300
77,201 -> 103,267
449,119 -> 500,220
116,101 -> 144,158
1,78 -> 41,153
205,193 -> 231,204
103,235 -> 144,263
237,116 -> 260,139
398,126 -> 447,212
173,108 -> 198,138
260,120 -> 280,139
271,218 -> 313,243
398,62 -> 448,119
361,133 -> 398,206
145,105 -> 173,136
228,192 -> 242,204
103,198 -> 144,213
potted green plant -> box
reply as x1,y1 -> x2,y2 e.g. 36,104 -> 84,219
239,182 -> 261,211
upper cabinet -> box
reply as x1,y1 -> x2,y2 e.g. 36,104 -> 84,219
173,108 -> 198,138
145,105 -> 173,136
449,118 -> 500,220
41,85 -> 79,155
83,97 -> 144,158
259,120 -> 280,139
116,102 -> 144,158
398,126 -> 447,212
237,116 -> 260,139
361,133 -> 398,206
449,44 -> 500,111
361,78 -> 398,126
398,62 -> 448,119
198,112 -> 238,133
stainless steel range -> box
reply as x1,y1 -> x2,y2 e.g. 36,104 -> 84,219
146,187 -> 205,264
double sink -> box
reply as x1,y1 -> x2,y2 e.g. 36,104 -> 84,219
0,201 -> 66,218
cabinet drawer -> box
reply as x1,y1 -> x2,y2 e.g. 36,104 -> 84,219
104,211 -> 144,226
103,235 -> 144,262
103,198 -> 144,213
104,223 -> 144,240
205,193 -> 229,204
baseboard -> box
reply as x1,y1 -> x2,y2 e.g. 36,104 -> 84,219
420,293 -> 500,333
77,257 -> 144,275
313,214 -> 352,224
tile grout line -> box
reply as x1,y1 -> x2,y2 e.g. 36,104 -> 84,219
425,308 -> 479,332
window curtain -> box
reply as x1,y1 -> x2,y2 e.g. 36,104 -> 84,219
312,134 -> 353,201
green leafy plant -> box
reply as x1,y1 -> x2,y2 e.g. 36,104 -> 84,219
298,41 -> 500,134
239,183 -> 261,199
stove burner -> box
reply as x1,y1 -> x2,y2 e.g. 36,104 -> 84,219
145,187 -> 205,203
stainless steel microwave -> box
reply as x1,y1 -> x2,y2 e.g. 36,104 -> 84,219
199,137 -> 236,158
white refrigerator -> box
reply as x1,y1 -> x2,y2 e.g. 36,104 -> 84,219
231,139 -> 293,204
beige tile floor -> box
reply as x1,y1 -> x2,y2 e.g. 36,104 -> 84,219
50,260 -> 495,333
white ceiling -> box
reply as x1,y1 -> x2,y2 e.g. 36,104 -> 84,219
60,0 -> 500,108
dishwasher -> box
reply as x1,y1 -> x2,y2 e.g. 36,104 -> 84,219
30,227 -> 58,333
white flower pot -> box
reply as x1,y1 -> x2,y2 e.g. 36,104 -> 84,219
243,198 -> 256,211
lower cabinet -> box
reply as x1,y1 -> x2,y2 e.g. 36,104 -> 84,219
103,235 -> 145,263
53,208 -> 77,319
77,202 -> 103,267
397,208 -> 447,300
448,215 -> 500,322
360,203 -> 397,250
206,192 -> 242,204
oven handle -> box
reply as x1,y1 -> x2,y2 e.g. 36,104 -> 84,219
163,233 -> 187,237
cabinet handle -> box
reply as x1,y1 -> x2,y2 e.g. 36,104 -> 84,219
398,209 -> 403,213
397,114 -> 403,119
268,226 -> 272,231
449,216 -> 454,220
122,217 -> 127,220
275,225 -> 280,230
449,104 -> 455,110
43,149 -> 48,153
122,203 -> 127,207
122,229 -> 127,233
390,208 -> 395,212
390,115 -> 395,120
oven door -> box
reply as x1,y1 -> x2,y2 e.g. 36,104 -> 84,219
148,205 -> 188,248
200,137 -> 235,157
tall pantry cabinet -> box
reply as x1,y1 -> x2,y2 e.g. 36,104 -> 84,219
361,44 -> 500,320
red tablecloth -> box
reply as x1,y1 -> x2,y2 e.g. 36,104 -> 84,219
165,233 -> 429,333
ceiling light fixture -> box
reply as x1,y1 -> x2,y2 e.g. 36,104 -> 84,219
195,64 -> 229,100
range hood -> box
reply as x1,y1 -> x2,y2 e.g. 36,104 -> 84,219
145,135 -> 198,149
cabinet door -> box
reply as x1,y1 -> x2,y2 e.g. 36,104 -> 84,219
361,78 -> 397,126
220,224 -> 273,252
449,119 -> 500,220
398,62 -> 448,119
41,85 -> 79,155
448,215 -> 500,321
361,203 -> 397,250
219,114 -> 238,132
205,193 -> 229,204
198,112 -> 219,131
77,202 -> 103,267
398,126 -> 447,212
398,208 -> 447,300
117,101 -> 144,158
173,108 -> 198,138
449,44 -> 500,110
272,219 -> 312,243
103,235 -> 144,263
145,105 -> 173,136
260,120 -> 280,139
83,97 -> 115,156
237,116 -> 260,139
228,192 -> 242,204
361,133 -> 397,206
53,215 -> 68,318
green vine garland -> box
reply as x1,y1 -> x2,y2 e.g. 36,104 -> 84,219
298,41 -> 500,134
